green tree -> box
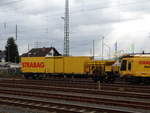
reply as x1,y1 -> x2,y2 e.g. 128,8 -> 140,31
5,37 -> 19,63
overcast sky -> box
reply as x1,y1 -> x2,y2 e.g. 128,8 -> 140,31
0,0 -> 150,58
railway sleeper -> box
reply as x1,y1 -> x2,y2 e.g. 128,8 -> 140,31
123,76 -> 150,84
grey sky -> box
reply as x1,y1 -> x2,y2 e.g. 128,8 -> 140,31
0,0 -> 150,58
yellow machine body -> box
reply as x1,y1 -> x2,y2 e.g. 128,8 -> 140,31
120,55 -> 150,77
21,56 -> 92,75
85,60 -> 115,75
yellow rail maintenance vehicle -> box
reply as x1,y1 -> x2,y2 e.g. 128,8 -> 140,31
85,60 -> 116,83
120,54 -> 150,83
112,60 -> 121,77
21,56 -> 93,79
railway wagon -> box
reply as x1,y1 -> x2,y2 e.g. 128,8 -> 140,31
85,60 -> 116,82
21,56 -> 93,79
120,54 -> 150,83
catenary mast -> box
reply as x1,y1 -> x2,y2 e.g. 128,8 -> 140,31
64,0 -> 69,56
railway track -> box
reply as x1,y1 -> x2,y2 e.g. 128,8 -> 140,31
0,88 -> 150,110
0,96 -> 133,113
0,82 -> 149,99
0,79 -> 149,113
1,79 -> 150,93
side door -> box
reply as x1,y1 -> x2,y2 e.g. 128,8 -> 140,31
120,60 -> 127,76
127,60 -> 132,75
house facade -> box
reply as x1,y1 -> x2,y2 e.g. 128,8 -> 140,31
21,47 -> 61,57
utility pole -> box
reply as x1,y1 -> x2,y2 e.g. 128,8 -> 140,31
64,0 -> 70,56
93,40 -> 95,59
15,24 -> 18,40
115,41 -> 118,59
115,41 -> 117,54
132,43 -> 135,54
28,44 -> 30,57
102,36 -> 104,60
8,45 -> 9,62
4,23 -> 7,29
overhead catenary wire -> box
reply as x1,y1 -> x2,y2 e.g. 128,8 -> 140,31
0,0 -> 25,7
1,0 -> 149,23
1,0 -> 150,16
0,0 -> 150,53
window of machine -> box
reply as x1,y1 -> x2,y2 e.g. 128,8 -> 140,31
128,62 -> 131,71
120,60 -> 127,71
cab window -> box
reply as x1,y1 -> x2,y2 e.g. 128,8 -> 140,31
128,62 -> 131,71
121,60 -> 127,71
